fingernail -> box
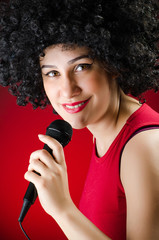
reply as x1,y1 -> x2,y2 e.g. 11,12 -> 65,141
38,134 -> 45,139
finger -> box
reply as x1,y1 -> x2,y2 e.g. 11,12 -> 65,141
30,149 -> 57,169
24,170 -> 41,186
28,158 -> 47,176
38,134 -> 65,164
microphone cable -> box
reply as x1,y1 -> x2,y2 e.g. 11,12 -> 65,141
19,221 -> 31,240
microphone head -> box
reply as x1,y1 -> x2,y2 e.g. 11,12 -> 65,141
45,119 -> 73,147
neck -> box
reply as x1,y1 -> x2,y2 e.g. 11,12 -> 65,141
87,91 -> 141,157
87,88 -> 121,156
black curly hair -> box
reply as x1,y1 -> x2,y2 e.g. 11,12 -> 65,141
0,0 -> 159,109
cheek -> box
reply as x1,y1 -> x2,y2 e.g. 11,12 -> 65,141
43,81 -> 58,104
43,82 -> 50,98
86,73 -> 110,96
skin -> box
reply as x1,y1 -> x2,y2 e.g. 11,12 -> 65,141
40,45 -> 120,131
25,44 -> 159,240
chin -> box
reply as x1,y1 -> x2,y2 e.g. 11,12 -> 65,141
63,117 -> 88,130
69,121 -> 87,130
56,108 -> 89,129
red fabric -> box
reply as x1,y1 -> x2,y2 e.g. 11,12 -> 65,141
79,103 -> 159,240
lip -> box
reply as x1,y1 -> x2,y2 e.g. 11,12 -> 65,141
62,98 -> 91,114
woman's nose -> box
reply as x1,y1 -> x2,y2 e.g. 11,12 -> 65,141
60,75 -> 81,99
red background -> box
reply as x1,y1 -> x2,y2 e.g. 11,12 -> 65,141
0,85 -> 159,240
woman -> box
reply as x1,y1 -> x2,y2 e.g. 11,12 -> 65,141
0,0 -> 159,239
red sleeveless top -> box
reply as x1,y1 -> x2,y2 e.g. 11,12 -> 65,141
79,104 -> 159,240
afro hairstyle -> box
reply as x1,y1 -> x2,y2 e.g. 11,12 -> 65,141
0,0 -> 159,109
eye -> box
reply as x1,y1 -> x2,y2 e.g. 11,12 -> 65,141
45,70 -> 60,77
75,63 -> 93,72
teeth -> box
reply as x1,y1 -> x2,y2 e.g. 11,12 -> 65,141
66,102 -> 85,109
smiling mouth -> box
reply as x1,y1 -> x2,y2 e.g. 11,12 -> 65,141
65,101 -> 86,109
62,98 -> 90,113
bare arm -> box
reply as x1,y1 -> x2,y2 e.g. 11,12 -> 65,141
121,129 -> 159,240
53,202 -> 111,240
25,134 -> 111,240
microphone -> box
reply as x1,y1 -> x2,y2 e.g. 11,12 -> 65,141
18,119 -> 73,223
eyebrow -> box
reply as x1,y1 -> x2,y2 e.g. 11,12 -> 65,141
41,54 -> 92,69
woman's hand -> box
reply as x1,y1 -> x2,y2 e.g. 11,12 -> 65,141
24,134 -> 111,240
24,134 -> 72,218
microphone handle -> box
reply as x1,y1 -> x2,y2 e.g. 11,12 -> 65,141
18,144 -> 51,223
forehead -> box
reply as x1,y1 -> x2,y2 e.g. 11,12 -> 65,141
40,44 -> 92,64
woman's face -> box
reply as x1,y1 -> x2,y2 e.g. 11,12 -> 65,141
40,44 -> 117,129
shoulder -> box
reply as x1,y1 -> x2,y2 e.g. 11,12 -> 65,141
120,129 -> 159,239
121,128 -> 159,191
121,128 -> 159,176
